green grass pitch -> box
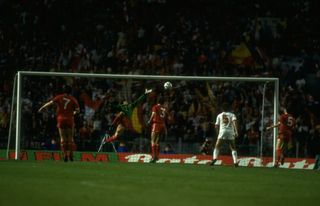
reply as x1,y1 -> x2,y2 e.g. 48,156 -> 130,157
0,161 -> 319,206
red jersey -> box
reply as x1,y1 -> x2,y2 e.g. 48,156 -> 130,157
53,94 -> 79,118
279,113 -> 295,134
150,104 -> 166,134
52,94 -> 79,127
276,113 -> 295,143
151,104 -> 166,124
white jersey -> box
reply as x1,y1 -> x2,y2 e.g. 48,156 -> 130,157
215,112 -> 237,140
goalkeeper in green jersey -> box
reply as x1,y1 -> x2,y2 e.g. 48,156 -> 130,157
102,88 -> 153,144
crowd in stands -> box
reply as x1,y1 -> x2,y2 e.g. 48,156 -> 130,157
0,0 -> 319,157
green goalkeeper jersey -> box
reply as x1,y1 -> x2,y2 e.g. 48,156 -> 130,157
109,93 -> 147,117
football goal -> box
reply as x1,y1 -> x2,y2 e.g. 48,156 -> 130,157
8,71 -> 279,165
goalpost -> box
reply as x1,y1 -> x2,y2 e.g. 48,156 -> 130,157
9,71 -> 279,165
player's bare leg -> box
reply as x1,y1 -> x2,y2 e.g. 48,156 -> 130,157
66,128 -> 75,161
280,143 -> 287,165
275,137 -> 285,167
106,124 -> 124,143
98,125 -> 122,152
229,140 -> 239,167
150,132 -> 159,163
59,128 -> 69,162
210,139 -> 223,166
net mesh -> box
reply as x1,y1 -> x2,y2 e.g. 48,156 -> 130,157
9,72 -> 276,158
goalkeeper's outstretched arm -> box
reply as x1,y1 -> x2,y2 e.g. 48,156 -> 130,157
131,88 -> 152,108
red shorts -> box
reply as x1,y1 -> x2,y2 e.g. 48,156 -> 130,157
57,117 -> 74,129
151,123 -> 166,134
278,130 -> 292,143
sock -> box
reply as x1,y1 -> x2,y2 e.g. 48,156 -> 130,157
232,150 -> 238,164
151,145 -> 156,158
61,141 -> 69,159
213,148 -> 219,160
276,148 -> 282,164
61,141 -> 67,153
156,144 -> 160,158
106,135 -> 117,143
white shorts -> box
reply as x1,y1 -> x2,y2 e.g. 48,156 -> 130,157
218,130 -> 235,140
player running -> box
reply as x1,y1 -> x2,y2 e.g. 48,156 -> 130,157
266,107 -> 296,167
38,85 -> 80,162
210,103 -> 239,167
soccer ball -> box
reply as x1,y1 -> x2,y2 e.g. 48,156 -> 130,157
164,81 -> 173,90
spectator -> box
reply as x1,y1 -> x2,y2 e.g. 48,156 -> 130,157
163,144 -> 175,154
117,141 -> 128,153
199,138 -> 212,155
245,125 -> 260,156
0,0 -> 319,158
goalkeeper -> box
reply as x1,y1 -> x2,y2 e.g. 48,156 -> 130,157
102,88 -> 152,145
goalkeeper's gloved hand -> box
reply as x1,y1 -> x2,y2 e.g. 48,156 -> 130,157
145,88 -> 152,94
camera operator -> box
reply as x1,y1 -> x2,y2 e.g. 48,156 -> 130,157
200,137 -> 213,155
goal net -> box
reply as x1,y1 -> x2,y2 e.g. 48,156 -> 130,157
8,71 -> 279,164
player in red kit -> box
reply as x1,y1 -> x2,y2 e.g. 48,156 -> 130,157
267,107 -> 296,167
147,100 -> 167,163
38,85 -> 80,162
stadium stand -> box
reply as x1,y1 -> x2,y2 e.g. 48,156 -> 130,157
0,0 -> 319,157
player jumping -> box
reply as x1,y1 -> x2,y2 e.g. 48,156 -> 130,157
98,88 -> 152,152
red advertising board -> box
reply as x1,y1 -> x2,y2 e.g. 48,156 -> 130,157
118,153 -> 316,170
0,150 -> 315,170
